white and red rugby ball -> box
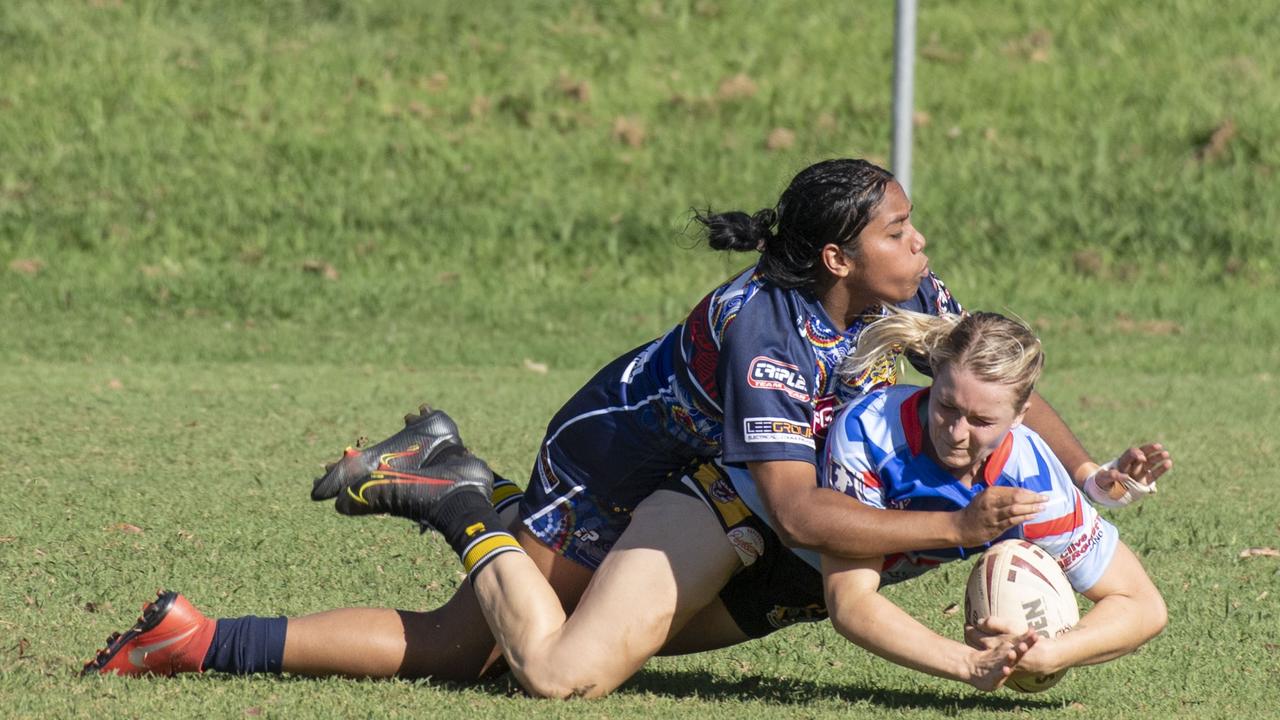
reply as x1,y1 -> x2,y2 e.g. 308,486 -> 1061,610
964,540 -> 1080,693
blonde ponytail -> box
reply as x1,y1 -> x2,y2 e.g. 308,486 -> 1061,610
840,309 -> 960,383
840,308 -> 1044,407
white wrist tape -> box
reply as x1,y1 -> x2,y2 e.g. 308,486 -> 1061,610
1083,459 -> 1157,508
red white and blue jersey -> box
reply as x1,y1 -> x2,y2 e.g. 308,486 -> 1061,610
821,385 -> 1118,592
627,264 -> 961,467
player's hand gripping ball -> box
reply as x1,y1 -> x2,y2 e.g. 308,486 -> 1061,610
964,540 -> 1080,693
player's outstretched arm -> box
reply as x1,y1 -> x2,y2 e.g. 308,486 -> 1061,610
822,554 -> 1037,692
970,540 -> 1167,676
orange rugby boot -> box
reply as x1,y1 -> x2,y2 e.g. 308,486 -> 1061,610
82,590 -> 216,676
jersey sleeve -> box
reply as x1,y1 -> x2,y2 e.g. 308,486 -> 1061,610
1015,433 -> 1119,593
819,394 -> 888,510
897,271 -> 963,377
718,297 -> 819,466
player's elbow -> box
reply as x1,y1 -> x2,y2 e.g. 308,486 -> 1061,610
823,587 -> 868,645
767,495 -> 819,550
1119,582 -> 1167,651
771,512 -> 812,550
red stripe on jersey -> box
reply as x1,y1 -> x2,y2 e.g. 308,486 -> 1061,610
981,432 -> 1015,485
900,387 -> 930,456
861,470 -> 882,489
1023,494 -> 1084,540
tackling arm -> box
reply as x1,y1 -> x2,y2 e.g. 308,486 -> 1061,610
1023,391 -> 1094,488
751,460 -> 1047,556
1024,394 -> 1173,502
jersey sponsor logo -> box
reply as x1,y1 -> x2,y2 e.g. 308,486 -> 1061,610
827,463 -> 855,494
708,477 -> 739,505
1057,515 -> 1104,571
536,445 -> 560,494
747,356 -> 810,402
812,394 -> 837,437
880,552 -> 942,584
743,417 -> 815,447
726,526 -> 764,566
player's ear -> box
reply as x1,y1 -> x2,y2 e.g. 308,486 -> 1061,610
1011,399 -> 1032,428
821,243 -> 854,278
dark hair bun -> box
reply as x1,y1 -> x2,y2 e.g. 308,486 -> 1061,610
750,208 -> 777,243
697,209 -> 768,252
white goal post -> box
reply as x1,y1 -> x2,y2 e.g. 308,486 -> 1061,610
891,0 -> 917,197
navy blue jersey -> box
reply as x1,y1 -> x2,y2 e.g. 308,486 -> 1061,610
635,264 -> 961,466
523,261 -> 961,569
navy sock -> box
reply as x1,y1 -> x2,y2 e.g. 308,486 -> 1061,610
202,616 -> 288,675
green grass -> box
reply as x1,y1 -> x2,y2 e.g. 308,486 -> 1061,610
3,0 -> 1280,718
3,359 -> 1279,718
2,0 -> 1278,333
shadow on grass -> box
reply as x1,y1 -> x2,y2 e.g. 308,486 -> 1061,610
616,668 -> 1061,711
174,666 -> 1058,710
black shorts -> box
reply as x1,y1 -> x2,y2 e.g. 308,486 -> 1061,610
665,461 -> 828,639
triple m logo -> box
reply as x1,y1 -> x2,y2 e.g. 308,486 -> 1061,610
748,356 -> 810,401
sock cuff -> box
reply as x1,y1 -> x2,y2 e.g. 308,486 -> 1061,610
490,478 -> 524,513
461,531 -> 526,577
203,616 -> 287,675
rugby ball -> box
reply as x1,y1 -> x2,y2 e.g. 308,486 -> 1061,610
964,540 -> 1080,693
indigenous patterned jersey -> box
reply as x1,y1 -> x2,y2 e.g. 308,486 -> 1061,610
625,264 -> 961,467
821,385 -> 1118,592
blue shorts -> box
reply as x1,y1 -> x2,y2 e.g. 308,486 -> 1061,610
519,343 -> 706,569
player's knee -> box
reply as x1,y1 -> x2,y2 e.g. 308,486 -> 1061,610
511,638 -> 655,700
514,664 -> 615,699
1147,592 -> 1169,638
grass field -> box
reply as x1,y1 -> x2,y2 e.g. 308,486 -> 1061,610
3,1 -> 1279,718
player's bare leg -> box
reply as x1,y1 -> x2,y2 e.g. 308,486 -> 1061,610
281,527 -> 741,679
279,522 -> 594,679
469,489 -> 741,698
279,591 -> 490,679
276,495 -> 576,680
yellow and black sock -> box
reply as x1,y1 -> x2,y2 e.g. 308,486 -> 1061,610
490,473 -> 524,514
432,490 -> 525,578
